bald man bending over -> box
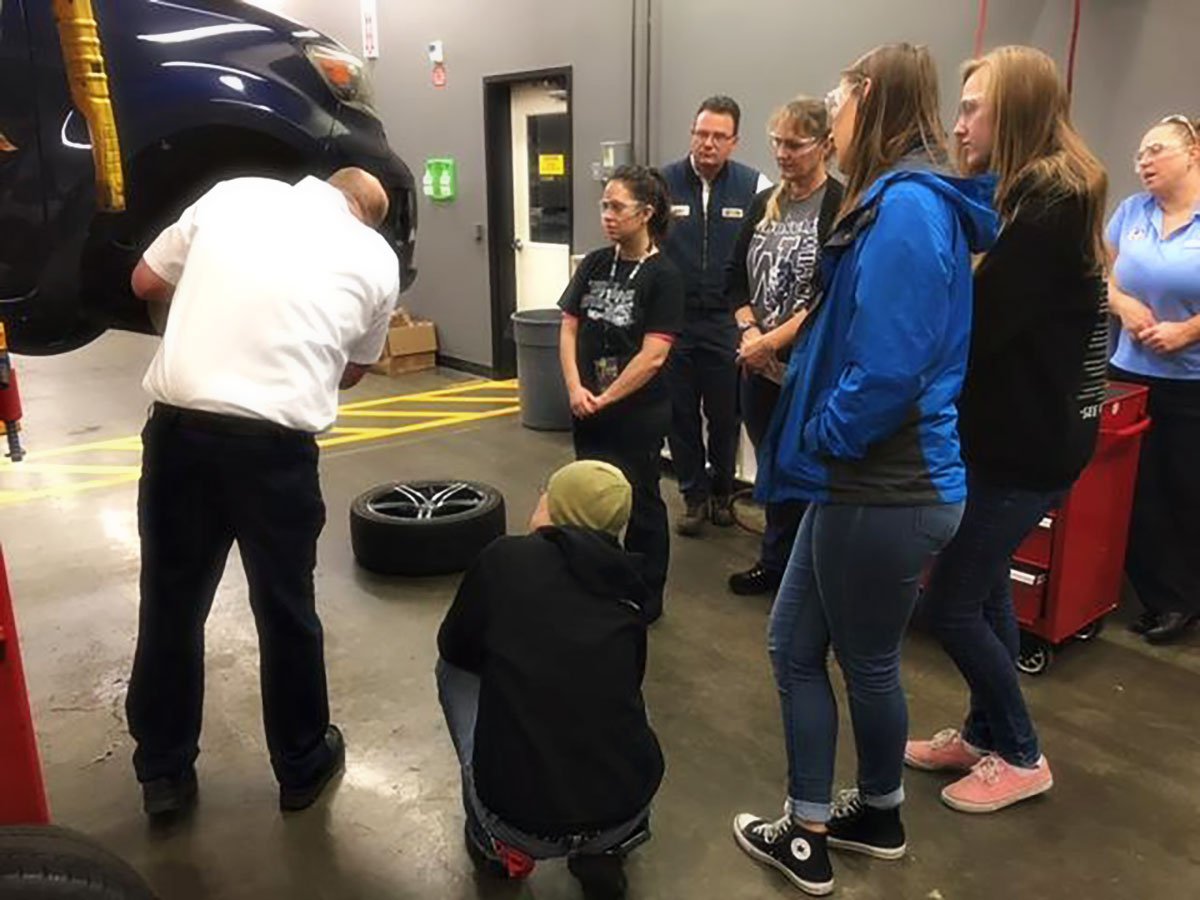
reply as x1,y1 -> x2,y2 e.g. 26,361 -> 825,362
125,168 -> 399,817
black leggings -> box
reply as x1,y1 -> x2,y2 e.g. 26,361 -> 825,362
573,398 -> 670,621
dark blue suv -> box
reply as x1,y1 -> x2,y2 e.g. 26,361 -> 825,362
0,0 -> 417,354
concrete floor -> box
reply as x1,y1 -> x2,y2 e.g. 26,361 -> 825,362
2,331 -> 1198,900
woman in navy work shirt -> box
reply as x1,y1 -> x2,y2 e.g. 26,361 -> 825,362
1107,115 -> 1200,645
559,165 -> 686,622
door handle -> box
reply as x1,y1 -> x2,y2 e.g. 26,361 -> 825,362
512,238 -> 524,251
0,131 -> 17,153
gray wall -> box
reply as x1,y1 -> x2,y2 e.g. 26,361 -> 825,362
1030,0 -> 1200,207
280,0 -> 1193,370
282,0 -> 637,367
650,0 -> 1045,176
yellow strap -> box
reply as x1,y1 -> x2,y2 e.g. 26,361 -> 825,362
52,0 -> 125,211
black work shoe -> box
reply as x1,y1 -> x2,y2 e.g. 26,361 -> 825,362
568,853 -> 628,899
1144,611 -> 1199,645
729,563 -> 783,596
732,812 -> 833,896
826,789 -> 906,860
711,495 -> 736,528
279,725 -> 345,811
676,501 -> 707,537
1127,611 -> 1160,635
141,766 -> 197,818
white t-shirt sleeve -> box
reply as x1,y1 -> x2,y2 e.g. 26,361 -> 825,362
756,172 -> 774,193
141,192 -> 208,285
347,269 -> 400,365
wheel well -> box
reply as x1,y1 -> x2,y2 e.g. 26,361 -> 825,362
126,126 -> 312,230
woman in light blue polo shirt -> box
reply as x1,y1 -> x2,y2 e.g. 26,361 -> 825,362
1107,114 -> 1200,645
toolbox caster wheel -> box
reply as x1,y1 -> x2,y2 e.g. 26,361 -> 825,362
1075,618 -> 1105,642
1017,635 -> 1053,676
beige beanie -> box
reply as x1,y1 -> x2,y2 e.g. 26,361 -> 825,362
546,460 -> 633,536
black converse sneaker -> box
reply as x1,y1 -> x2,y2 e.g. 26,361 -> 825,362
732,811 -> 834,896
826,789 -> 907,860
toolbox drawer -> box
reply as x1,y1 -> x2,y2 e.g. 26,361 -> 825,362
1014,515 -> 1054,570
1010,566 -> 1047,627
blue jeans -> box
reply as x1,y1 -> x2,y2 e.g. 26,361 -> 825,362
768,502 -> 964,822
922,473 -> 1062,768
435,659 -> 648,859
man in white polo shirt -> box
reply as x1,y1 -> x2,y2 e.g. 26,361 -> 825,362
124,168 -> 399,818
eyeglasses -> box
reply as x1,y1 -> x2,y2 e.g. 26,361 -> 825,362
825,84 -> 849,121
1134,142 -> 1187,165
691,129 -> 735,146
769,134 -> 821,155
599,199 -> 644,217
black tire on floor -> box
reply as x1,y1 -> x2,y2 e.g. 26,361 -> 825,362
350,480 -> 507,576
0,825 -> 157,899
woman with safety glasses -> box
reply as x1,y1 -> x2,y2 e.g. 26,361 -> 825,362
1107,114 -> 1200,645
725,97 -> 844,598
731,44 -> 998,896
558,165 -> 685,622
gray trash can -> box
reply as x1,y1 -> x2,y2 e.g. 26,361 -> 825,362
512,309 -> 572,431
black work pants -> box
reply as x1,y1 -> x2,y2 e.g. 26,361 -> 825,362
573,398 -> 670,621
126,404 -> 332,788
741,371 -> 807,576
666,311 -> 740,505
1113,369 -> 1200,616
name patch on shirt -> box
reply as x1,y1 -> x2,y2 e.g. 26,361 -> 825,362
722,207 -> 745,219
671,204 -> 691,218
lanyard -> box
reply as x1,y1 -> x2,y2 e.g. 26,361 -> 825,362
605,245 -> 655,303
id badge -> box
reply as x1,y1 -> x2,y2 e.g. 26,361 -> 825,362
594,357 -> 620,391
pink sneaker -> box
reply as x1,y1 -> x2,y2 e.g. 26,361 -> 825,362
904,729 -> 983,772
941,755 -> 1053,813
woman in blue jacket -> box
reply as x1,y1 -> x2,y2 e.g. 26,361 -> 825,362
732,44 -> 998,896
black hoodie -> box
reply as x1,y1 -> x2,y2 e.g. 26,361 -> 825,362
437,526 -> 664,836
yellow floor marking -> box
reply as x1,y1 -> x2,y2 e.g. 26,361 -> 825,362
0,380 -> 521,508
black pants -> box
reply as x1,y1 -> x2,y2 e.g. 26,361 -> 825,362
126,405 -> 332,787
573,398 -> 670,620
741,371 -> 807,576
1114,369 -> 1200,616
665,312 -> 740,505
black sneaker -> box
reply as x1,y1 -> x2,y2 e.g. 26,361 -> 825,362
141,766 -> 198,818
826,789 -> 906,860
1127,611 -> 1160,635
279,725 -> 345,811
711,495 -> 735,528
676,501 -> 707,537
732,812 -> 833,896
729,563 -> 782,596
568,853 -> 628,899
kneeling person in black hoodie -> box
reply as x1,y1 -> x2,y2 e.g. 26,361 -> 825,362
436,460 -> 663,898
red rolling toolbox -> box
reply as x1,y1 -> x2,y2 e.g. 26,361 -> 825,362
1009,381 -> 1150,674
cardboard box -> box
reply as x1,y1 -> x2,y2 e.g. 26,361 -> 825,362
372,319 -> 437,377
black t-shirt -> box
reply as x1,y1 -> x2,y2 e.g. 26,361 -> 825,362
558,248 -> 685,408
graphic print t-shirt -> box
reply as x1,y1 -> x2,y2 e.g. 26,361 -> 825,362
559,248 -> 685,408
745,185 -> 826,329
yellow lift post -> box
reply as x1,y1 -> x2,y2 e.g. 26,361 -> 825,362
51,0 -> 125,211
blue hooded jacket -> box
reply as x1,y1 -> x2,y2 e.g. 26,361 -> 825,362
756,160 -> 999,506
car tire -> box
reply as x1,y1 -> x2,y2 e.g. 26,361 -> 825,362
350,480 -> 507,576
0,825 -> 157,898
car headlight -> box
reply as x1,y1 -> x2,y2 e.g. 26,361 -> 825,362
304,44 -> 377,116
